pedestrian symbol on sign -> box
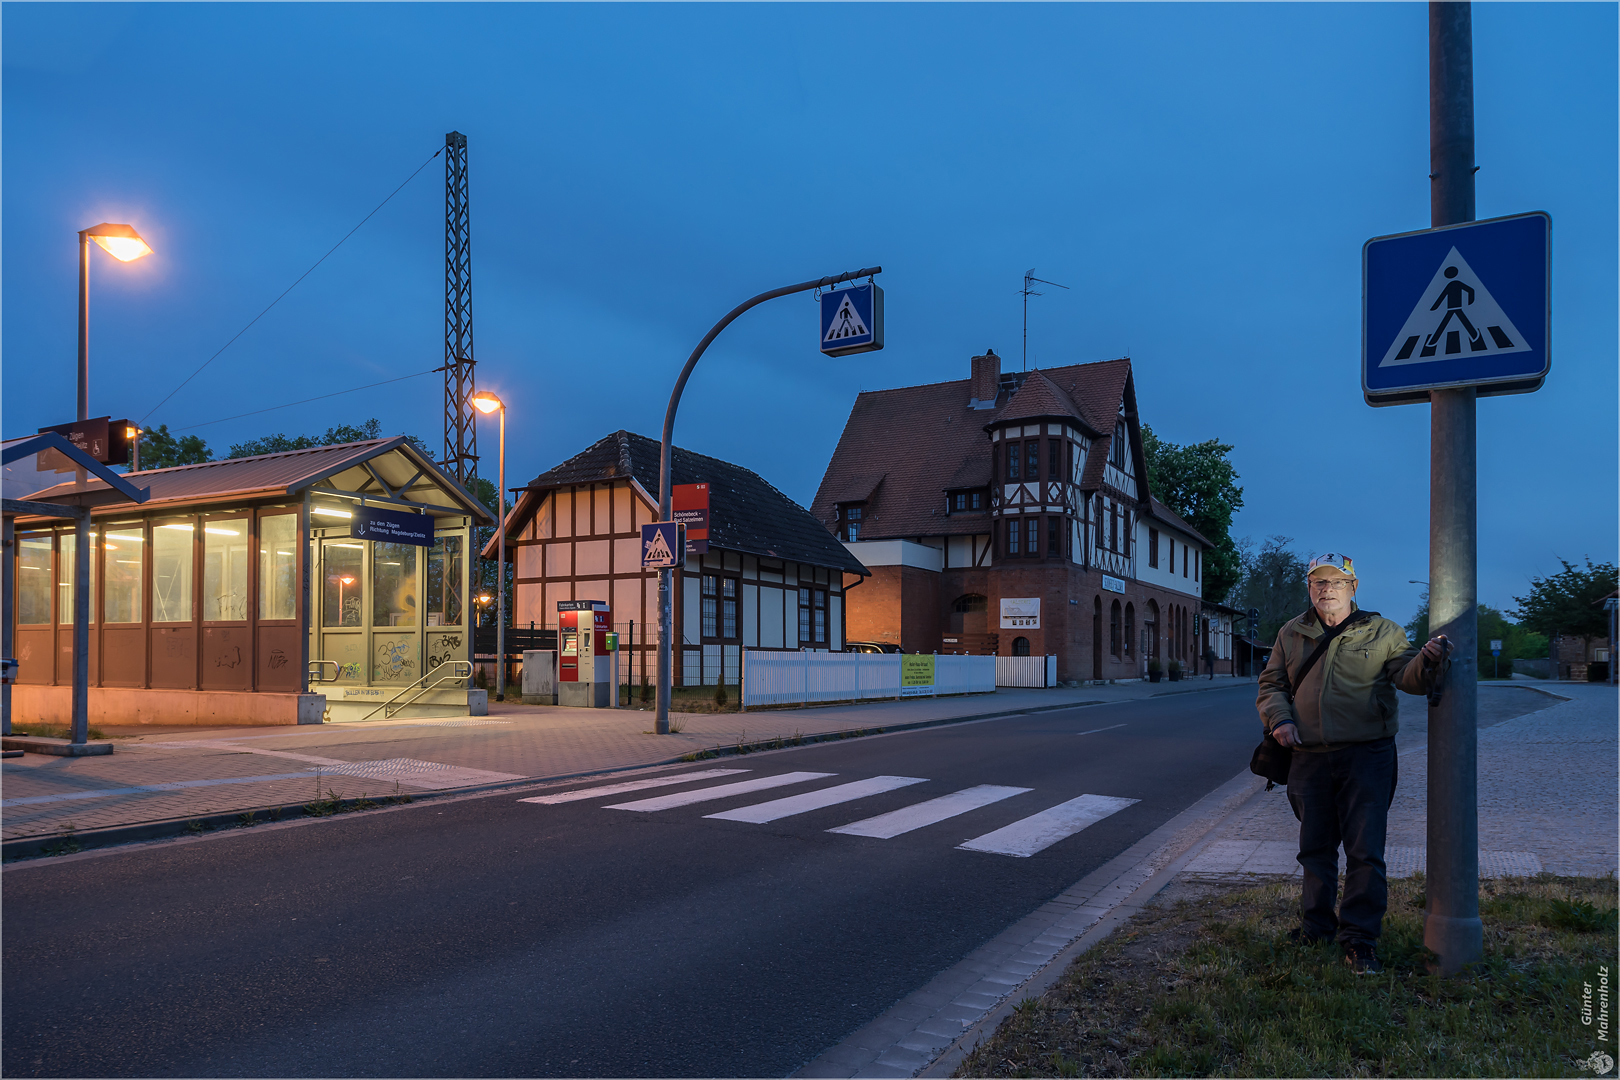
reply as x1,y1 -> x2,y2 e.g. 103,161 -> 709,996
1379,247 -> 1529,368
824,294 -> 869,343
640,522 -> 683,569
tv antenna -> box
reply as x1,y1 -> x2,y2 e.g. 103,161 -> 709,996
1020,268 -> 1068,371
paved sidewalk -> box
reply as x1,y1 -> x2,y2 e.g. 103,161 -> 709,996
0,675 -> 1252,845
1181,681 -> 1618,881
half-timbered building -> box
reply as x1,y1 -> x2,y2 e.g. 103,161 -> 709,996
810,350 -> 1209,683
489,431 -> 867,689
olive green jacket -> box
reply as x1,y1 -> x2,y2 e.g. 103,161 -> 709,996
1255,605 -> 1431,751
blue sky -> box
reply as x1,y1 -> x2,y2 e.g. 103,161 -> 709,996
4,3 -> 1614,624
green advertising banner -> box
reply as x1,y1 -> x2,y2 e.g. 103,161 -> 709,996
900,654 -> 936,697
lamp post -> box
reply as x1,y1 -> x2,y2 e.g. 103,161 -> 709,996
78,223 -> 153,422
472,392 -> 507,701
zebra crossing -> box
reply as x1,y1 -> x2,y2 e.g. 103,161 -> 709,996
519,769 -> 1138,858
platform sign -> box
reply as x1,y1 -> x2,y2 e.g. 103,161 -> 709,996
672,483 -> 709,554
640,522 -> 684,569
353,505 -> 433,545
1364,211 -> 1550,406
1490,639 -> 1502,656
820,283 -> 884,357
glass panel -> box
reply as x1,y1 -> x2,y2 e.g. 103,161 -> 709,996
103,525 -> 144,623
722,578 -> 737,639
322,541 -> 365,627
17,535 -> 53,625
153,523 -> 194,622
1007,442 -> 1019,480
372,542 -> 417,627
203,519 -> 250,621
427,535 -> 463,627
56,531 -> 95,625
259,515 -> 298,620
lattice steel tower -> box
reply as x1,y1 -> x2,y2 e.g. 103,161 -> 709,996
442,131 -> 478,488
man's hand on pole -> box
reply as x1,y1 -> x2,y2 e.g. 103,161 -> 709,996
1272,721 -> 1300,748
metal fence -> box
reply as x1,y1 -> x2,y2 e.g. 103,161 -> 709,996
741,651 -> 996,708
994,654 -> 1057,688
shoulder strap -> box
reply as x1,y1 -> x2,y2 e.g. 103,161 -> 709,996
1285,609 -> 1378,698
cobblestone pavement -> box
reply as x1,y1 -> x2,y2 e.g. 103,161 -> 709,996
1,676 -> 1254,841
1181,681 -> 1617,881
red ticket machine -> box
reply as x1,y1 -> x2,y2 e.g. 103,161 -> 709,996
558,602 -> 612,708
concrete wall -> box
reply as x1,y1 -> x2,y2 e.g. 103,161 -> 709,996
844,565 -> 942,653
10,685 -> 326,727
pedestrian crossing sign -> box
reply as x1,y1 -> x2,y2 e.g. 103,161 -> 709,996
1363,211 -> 1549,406
641,521 -> 684,569
820,283 -> 884,357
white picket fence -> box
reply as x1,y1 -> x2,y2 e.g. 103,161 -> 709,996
741,651 -> 996,708
995,654 -> 1058,688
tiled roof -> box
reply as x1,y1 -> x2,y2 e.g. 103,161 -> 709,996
510,431 -> 867,575
1147,496 -> 1211,547
811,357 -> 1137,541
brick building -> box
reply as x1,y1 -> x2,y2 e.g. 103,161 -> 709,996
811,351 -> 1210,683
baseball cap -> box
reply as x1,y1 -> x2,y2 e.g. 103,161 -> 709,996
1308,552 -> 1356,578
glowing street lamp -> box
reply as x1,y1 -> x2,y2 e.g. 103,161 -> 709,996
79,223 -> 153,423
471,391 -> 509,701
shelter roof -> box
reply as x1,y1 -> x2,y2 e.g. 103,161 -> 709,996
2,433 -> 149,511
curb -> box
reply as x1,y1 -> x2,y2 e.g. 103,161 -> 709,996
0,695 -> 1129,862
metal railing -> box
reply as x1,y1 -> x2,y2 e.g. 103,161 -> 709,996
307,660 -> 339,691
352,661 -> 474,722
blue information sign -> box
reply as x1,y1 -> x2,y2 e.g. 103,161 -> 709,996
1363,211 -> 1550,406
352,505 -> 434,546
640,521 -> 684,569
820,283 -> 884,357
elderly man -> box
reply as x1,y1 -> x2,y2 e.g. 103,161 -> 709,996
1256,553 -> 1447,975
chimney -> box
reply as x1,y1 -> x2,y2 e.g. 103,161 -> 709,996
969,350 -> 1001,409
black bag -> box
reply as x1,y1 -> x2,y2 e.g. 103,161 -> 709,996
1248,609 -> 1379,789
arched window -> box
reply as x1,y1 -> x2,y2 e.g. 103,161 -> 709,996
1146,600 -> 1160,659
1124,603 -> 1135,658
1110,599 -> 1122,658
951,594 -> 988,613
1012,636 -> 1031,656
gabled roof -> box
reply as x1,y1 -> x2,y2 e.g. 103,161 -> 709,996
2,432 -> 149,510
499,430 -> 866,575
810,357 -> 1143,540
16,438 -> 492,522
1147,496 -> 1211,547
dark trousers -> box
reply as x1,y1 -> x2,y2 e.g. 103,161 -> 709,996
1286,737 -> 1398,944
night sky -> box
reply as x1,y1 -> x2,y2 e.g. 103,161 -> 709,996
4,3 -> 1614,624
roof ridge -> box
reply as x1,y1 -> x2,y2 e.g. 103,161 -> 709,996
128,437 -> 397,476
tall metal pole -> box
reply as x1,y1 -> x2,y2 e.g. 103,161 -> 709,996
656,267 -> 881,735
71,509 -> 91,745
495,406 -> 507,702
1425,0 -> 1484,976
78,231 -> 91,422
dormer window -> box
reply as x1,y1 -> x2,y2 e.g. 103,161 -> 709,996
838,504 -> 864,542
947,489 -> 985,515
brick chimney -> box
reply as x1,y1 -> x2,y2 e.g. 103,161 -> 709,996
969,350 -> 1001,409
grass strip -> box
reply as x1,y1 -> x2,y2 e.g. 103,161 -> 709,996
957,873 -> 1617,1078
6,722 -> 108,741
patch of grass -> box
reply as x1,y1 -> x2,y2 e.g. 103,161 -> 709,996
236,810 -> 258,828
9,722 -> 108,741
184,819 -> 213,834
44,823 -> 81,856
956,874 -> 1618,1078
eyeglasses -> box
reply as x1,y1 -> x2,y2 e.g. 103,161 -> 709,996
1309,579 -> 1355,592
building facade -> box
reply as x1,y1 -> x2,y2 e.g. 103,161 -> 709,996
811,351 -> 1210,683
491,431 -> 867,689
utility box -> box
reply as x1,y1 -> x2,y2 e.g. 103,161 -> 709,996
522,650 -> 557,705
558,602 -> 613,708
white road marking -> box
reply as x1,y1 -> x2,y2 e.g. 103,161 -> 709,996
1074,724 -> 1127,736
705,776 -> 929,824
519,769 -> 749,805
605,772 -> 834,812
828,784 -> 1033,838
957,793 -> 1139,857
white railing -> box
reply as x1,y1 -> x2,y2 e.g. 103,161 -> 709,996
995,654 -> 1057,688
741,651 -> 996,708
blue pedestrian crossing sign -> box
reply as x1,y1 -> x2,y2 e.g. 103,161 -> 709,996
641,521 -> 684,569
820,283 -> 884,357
1363,211 -> 1549,406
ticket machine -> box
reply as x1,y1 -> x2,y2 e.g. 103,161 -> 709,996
558,602 -> 614,708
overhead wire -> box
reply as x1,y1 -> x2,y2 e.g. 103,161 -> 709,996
172,368 -> 437,432
139,145 -> 444,424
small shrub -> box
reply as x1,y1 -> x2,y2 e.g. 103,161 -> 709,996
713,683 -> 729,707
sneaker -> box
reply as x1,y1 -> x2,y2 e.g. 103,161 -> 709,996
1287,926 -> 1333,946
1342,941 -> 1383,974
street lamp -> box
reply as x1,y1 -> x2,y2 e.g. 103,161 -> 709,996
472,390 -> 508,701
79,223 -> 153,422
125,425 -> 143,472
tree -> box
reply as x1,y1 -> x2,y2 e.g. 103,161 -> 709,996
1511,558 -> 1618,640
227,419 -> 383,460
1140,424 -> 1245,603
1229,535 -> 1308,645
1408,597 -> 1548,678
137,424 -> 212,470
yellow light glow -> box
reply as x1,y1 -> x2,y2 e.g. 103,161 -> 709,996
158,523 -> 194,531
204,527 -> 240,536
126,426 -> 141,440
106,533 -> 143,543
471,392 -> 504,414
92,235 -> 154,262
327,542 -> 364,550
313,507 -> 353,519
339,576 -> 355,586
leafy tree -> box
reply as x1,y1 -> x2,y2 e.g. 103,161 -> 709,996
1229,535 -> 1309,645
227,419 -> 383,459
1406,597 -> 1548,678
1140,424 -> 1244,603
137,424 -> 212,469
1510,558 -> 1618,640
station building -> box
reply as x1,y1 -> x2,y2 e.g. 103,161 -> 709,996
7,438 -> 492,726
810,350 -> 1214,683
489,430 -> 867,688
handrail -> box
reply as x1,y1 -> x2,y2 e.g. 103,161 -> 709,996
352,661 -> 474,722
307,660 -> 339,690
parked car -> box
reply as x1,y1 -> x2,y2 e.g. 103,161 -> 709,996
846,641 -> 902,654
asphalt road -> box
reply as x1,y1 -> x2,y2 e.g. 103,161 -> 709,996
3,685 -> 1259,1078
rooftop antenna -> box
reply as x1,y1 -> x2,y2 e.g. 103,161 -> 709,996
1020,268 -> 1068,371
